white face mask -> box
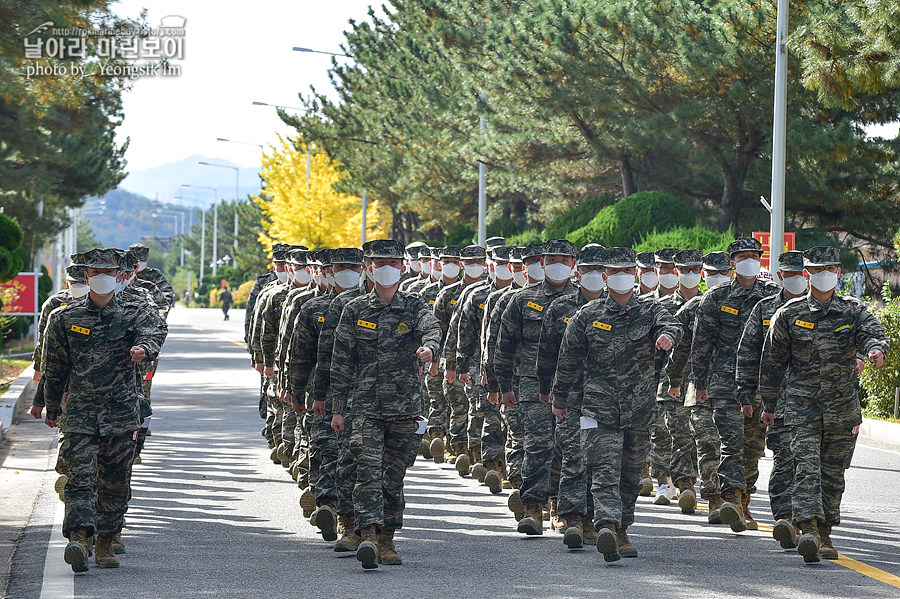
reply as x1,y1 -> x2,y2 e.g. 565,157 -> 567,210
464,263 -> 484,279
409,261 -> 422,274
88,273 -> 117,296
545,262 -> 573,283
442,263 -> 461,279
137,260 -> 148,272
512,269 -> 526,286
430,263 -> 441,281
373,265 -> 402,287
525,262 -> 545,282
705,273 -> 731,288
275,269 -> 288,283
421,261 -> 431,276
678,272 -> 702,288
69,282 -> 90,298
579,271 -> 606,293
607,272 -> 637,294
325,273 -> 336,288
658,273 -> 679,289
494,263 -> 513,281
294,268 -> 312,285
640,271 -> 659,288
782,274 -> 808,295
735,258 -> 762,278
334,269 -> 361,290
809,271 -> 838,292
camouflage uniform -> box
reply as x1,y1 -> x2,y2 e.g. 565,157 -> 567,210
760,247 -> 887,530
553,248 -> 682,532
41,249 -> 167,540
434,275 -> 475,446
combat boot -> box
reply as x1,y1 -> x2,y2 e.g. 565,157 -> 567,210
267,438 -> 276,450
484,460 -> 502,494
616,526 -> 638,558
508,489 -> 526,521
707,494 -> 724,524
470,446 -> 487,482
550,501 -> 566,532
55,474 -> 68,503
516,503 -> 543,536
64,528 -> 90,573
446,443 -> 459,464
719,489 -> 747,532
818,522 -> 839,560
430,435 -> 445,464
562,515 -> 584,550
676,478 -> 696,514
420,431 -> 433,459
270,445 -> 280,464
314,503 -> 338,542
741,491 -> 758,531
773,516 -> 798,549
378,529 -> 402,565
111,532 -> 126,554
356,525 -> 379,569
595,523 -> 620,563
94,534 -> 120,568
797,518 -> 821,563
299,488 -> 316,518
582,515 -> 597,546
639,461 -> 653,496
335,514 -> 360,552
454,444 -> 470,476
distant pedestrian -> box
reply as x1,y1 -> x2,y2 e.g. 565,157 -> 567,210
220,288 -> 233,321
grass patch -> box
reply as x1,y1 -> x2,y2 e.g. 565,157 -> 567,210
0,358 -> 31,395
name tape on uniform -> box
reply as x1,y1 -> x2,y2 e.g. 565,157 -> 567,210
357,319 -> 377,330
71,325 -> 90,335
721,306 -> 739,315
794,319 -> 815,329
762,319 -> 771,326
450,299 -> 457,305
592,321 -> 612,331
563,317 -> 569,323
526,301 -> 544,312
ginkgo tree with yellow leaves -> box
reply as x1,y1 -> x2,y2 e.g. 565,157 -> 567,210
253,135 -> 390,250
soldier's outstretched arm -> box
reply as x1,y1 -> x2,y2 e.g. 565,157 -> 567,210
133,307 -> 168,361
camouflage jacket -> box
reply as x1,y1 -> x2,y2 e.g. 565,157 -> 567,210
665,294 -> 703,392
275,285 -> 317,391
288,291 -> 334,406
536,289 -> 583,396
249,280 -> 283,363
494,280 -> 577,393
136,267 -> 175,310
690,278 -> 779,398
419,279 -> 448,308
41,294 -> 167,434
330,289 -> 442,419
655,288 -> 703,400
432,280 -> 467,368
310,287 -> 367,407
33,289 -> 73,372
457,282 -> 504,373
399,274 -> 428,293
444,281 -> 488,372
760,293 -> 888,429
261,283 -> 293,367
482,286 -> 522,392
245,271 -> 276,343
735,290 -> 794,411
406,277 -> 433,296
553,293 -> 682,428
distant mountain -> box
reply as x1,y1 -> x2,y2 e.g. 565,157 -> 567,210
119,154 -> 261,209
81,189 -> 192,250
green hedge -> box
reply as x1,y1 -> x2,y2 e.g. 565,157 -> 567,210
507,229 -> 543,246
860,282 -> 900,420
0,214 -> 23,252
572,191 -> 695,248
635,226 -> 735,254
543,195 -> 616,241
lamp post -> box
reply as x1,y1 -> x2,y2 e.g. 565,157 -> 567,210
291,46 -> 350,58
184,184 -> 218,276
198,161 -> 240,269
768,0 -> 789,269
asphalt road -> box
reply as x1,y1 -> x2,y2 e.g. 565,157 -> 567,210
6,307 -> 900,599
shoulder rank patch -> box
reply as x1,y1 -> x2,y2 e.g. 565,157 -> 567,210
71,325 -> 90,335
592,321 -> 612,331
794,319 -> 815,329
280,301 -> 283,306
762,319 -> 771,326
60,302 -> 68,306
317,316 -> 325,323
526,301 -> 544,312
450,299 -> 457,305
429,300 -> 435,305
398,323 -> 410,334
834,324 -> 852,333
357,319 -> 377,330
721,305 -> 739,315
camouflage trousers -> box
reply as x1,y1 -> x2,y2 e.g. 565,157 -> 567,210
743,400 -> 766,496
465,374 -> 484,450
55,433 -> 70,476
665,402 -> 697,484
518,376 -> 556,506
309,413 -> 340,504
63,432 -> 136,537
444,378 -> 469,445
351,417 -> 420,531
583,425 -> 650,530
689,404 -> 720,499
711,398 -> 766,495
648,402 -> 672,482
425,371 -> 448,436
294,408 -> 311,463
556,409 -> 593,518
282,407 -> 298,457
790,426 -> 857,526
263,376 -> 282,441
480,394 -> 505,462
336,417 -> 356,517
766,422 -> 794,520
502,380 -> 524,486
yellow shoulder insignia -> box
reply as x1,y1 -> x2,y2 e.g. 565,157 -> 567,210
794,319 -> 815,329
450,299 -> 457,305
721,305 -> 739,315
357,319 -> 377,330
71,325 -> 90,335
429,300 -> 435,305
479,303 -> 485,310
834,324 -> 852,333
317,316 -> 325,323
563,317 -> 569,323
592,321 -> 611,331
762,319 -> 770,326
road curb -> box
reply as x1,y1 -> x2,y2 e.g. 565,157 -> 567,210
0,364 -> 36,442
860,417 -> 900,450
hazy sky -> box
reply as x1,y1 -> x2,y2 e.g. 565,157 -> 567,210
111,0 -> 377,171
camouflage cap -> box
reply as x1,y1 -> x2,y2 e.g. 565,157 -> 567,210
675,249 -> 703,267
405,241 -> 427,260
776,250 -> 804,272
128,243 -> 150,261
317,248 -> 333,266
485,236 -> 506,250
331,247 -> 364,264
115,249 -> 137,272
306,249 -> 321,265
272,245 -> 290,262
69,252 -> 87,266
367,239 -> 404,259
543,239 -> 578,257
288,248 -> 309,266
523,242 -> 544,259
727,237 -> 763,258
509,247 -> 524,263
461,244 -> 487,260
604,247 -> 638,268
83,248 -> 121,269
636,252 -> 656,268
439,245 -> 461,259
655,248 -> 679,264
417,246 -> 432,259
803,246 -> 840,267
65,264 -> 86,281
491,246 -> 512,261
703,251 -> 732,271
578,244 -> 606,266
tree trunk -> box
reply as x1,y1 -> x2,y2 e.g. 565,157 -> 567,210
719,156 -> 749,230
620,155 -> 637,197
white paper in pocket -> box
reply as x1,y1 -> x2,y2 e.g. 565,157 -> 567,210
416,416 -> 428,435
579,416 -> 598,430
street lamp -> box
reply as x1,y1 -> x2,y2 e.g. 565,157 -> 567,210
252,102 -> 313,188
183,184 -> 219,276
198,161 -> 240,269
768,0 -> 789,269
216,137 -> 263,148
291,46 -> 350,57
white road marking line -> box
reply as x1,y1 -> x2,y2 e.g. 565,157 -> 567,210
39,500 -> 73,599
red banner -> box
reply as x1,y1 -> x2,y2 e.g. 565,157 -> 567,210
0,273 -> 38,315
753,232 -> 795,270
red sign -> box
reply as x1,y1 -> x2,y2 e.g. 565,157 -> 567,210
0,273 -> 38,315
753,232 -> 795,270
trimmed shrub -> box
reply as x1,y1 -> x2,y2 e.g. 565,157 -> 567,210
572,191 -> 695,248
445,223 -> 475,246
635,226 -> 735,254
507,229 -> 543,246
543,195 -> 616,241
0,214 -> 23,252
0,247 -> 14,282
860,282 -> 900,420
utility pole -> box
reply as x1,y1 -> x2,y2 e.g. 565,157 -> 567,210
769,0 -> 789,269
